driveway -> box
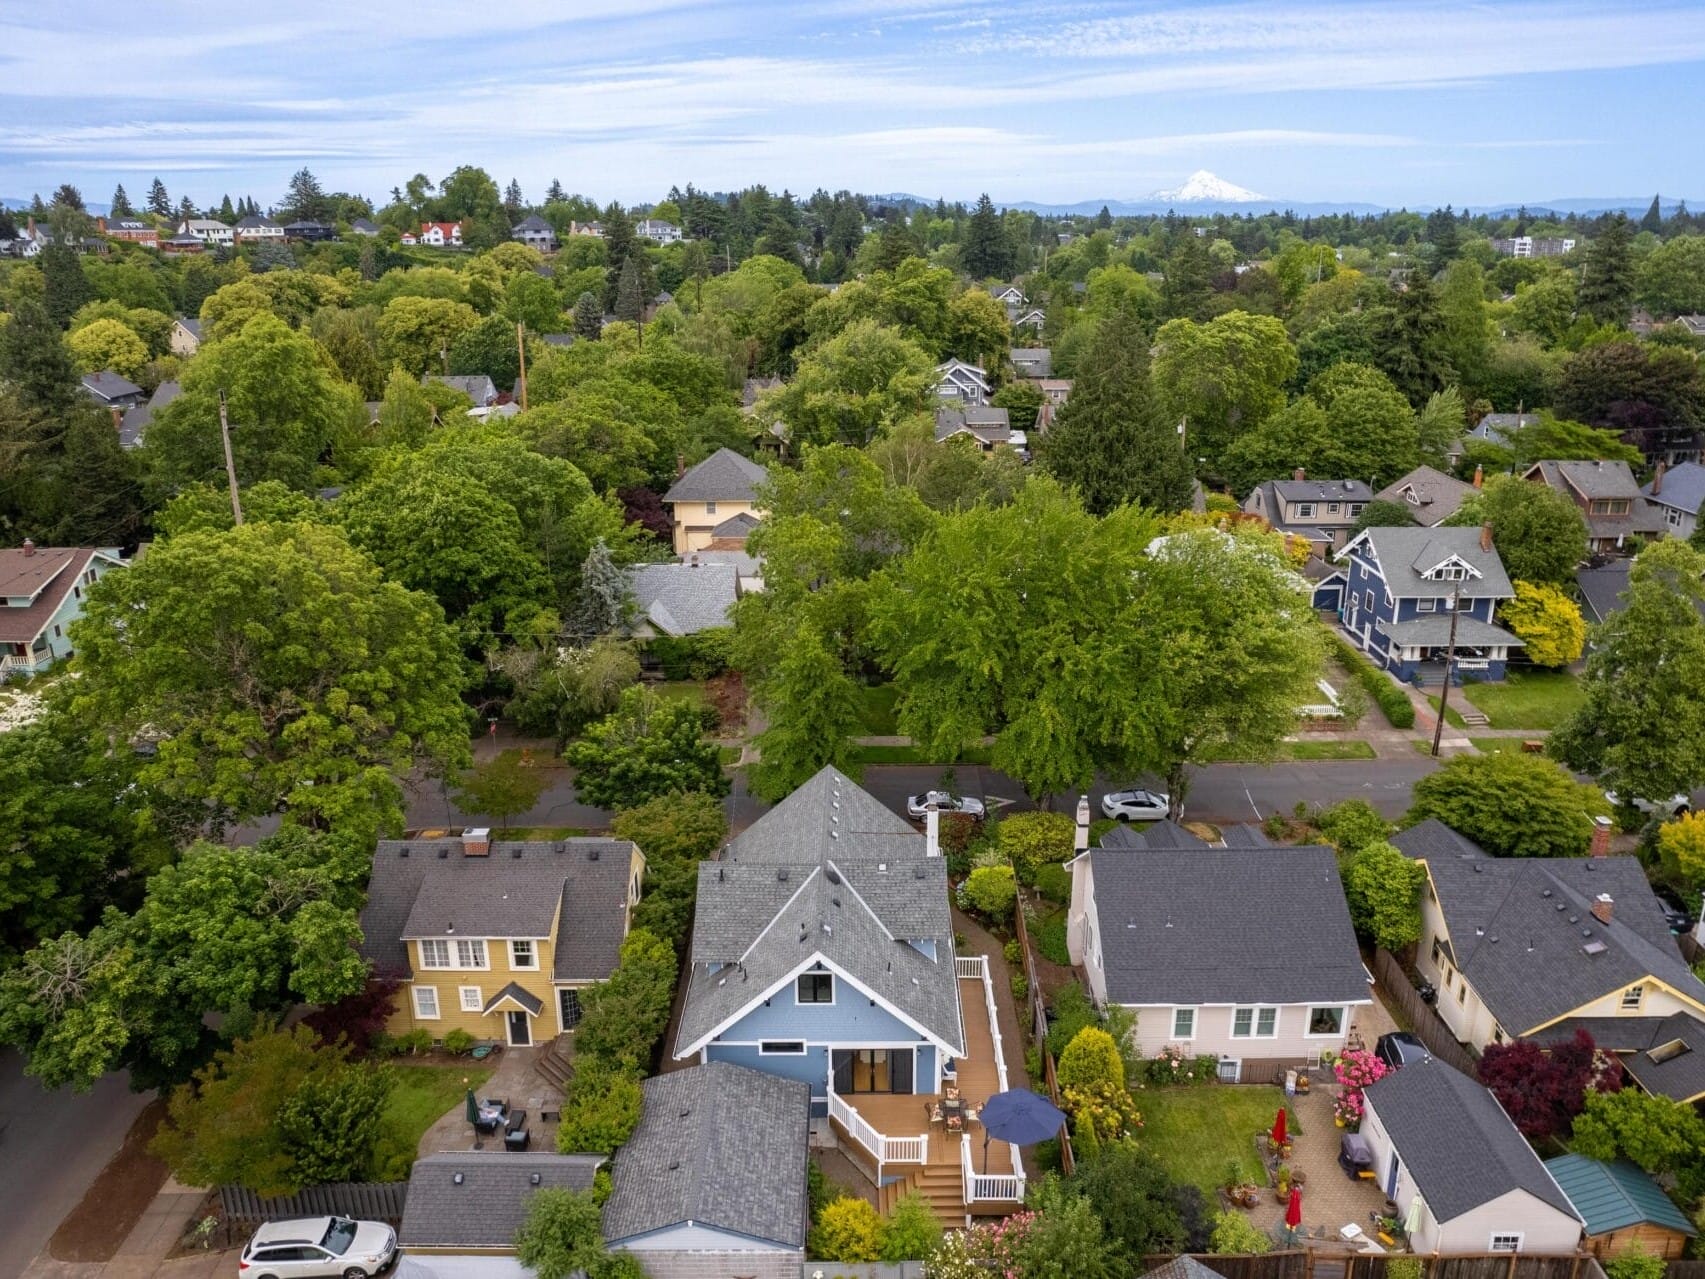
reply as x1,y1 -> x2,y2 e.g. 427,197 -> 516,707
0,1052 -> 151,1279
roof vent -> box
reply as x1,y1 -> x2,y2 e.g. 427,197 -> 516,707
717,866 -> 725,881
399,845 -> 409,858
914,865 -> 926,879
830,830 -> 839,839
668,1160 -> 680,1171
778,867 -> 789,882
826,867 -> 841,885
1583,940 -> 1608,957
511,847 -> 523,858
878,863 -> 887,873
1541,889 -> 1552,898
529,1173 -> 541,1186
679,1108 -> 691,1119
1473,864 -> 1482,873
438,847 -> 450,858
588,847 -> 599,861
453,1172 -> 465,1186
831,897 -> 841,908
1569,915 -> 1579,924
1556,903 -> 1566,912
555,841 -> 567,854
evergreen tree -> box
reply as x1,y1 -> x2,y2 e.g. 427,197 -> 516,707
1641,194 -> 1664,235
753,215 -> 803,267
872,220 -> 922,271
546,178 -> 565,203
614,256 -> 646,334
50,184 -> 85,213
601,203 -> 637,309
503,179 -> 524,219
147,177 -> 171,217
1378,265 -> 1454,405
1095,204 -> 1113,230
177,195 -> 196,222
0,300 -> 79,411
39,244 -> 93,329
1426,204 -> 1461,262
962,193 -> 1012,280
1161,233 -> 1214,322
109,183 -> 133,217
1037,305 -> 1194,515
571,291 -> 603,341
572,541 -> 629,637
29,193 -> 46,217
281,168 -> 329,222
1580,213 -> 1636,326
0,208 -> 15,239
218,194 -> 236,223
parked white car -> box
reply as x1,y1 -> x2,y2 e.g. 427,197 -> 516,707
906,790 -> 986,818
238,1217 -> 396,1279
1605,790 -> 1691,818
1100,789 -> 1170,821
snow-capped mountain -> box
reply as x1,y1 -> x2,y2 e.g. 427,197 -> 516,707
1149,170 -> 1267,204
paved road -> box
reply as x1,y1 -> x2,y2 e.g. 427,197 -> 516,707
0,1051 -> 150,1279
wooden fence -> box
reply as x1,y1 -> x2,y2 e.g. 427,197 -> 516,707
219,1181 -> 408,1227
1371,949 -> 1479,1077
1145,1251 -> 1602,1279
1665,1263 -> 1705,1279
1014,899 -> 1075,1176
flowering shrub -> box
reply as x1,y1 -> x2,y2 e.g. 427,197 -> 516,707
1332,1048 -> 1389,1129
1145,1044 -> 1222,1087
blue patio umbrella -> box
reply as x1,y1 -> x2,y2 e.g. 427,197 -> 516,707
977,1088 -> 1067,1173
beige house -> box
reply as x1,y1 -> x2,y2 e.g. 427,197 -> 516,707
169,316 -> 201,357
1242,472 -> 1375,553
359,830 -> 644,1046
662,448 -> 768,555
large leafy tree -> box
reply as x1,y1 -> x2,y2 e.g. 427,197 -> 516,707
1037,305 -> 1194,515
1152,311 -> 1297,468
759,318 -> 934,447
1552,540 -> 1705,808
1445,474 -> 1588,587
1636,236 -> 1705,316
1341,840 -> 1427,951
1478,1030 -> 1618,1141
1498,581 -> 1586,668
514,1188 -> 637,1279
68,521 -> 470,834
564,686 -> 727,811
1555,342 -> 1703,454
1405,752 -> 1606,859
377,295 -> 481,374
0,828 -> 370,1091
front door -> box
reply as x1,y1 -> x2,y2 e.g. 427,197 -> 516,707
1386,1152 -> 1401,1198
507,1010 -> 531,1046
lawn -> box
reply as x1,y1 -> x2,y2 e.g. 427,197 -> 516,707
1281,740 -> 1377,761
1137,1085 -> 1289,1195
1458,670 -> 1584,731
373,1062 -> 492,1178
855,684 -> 901,735
718,745 -> 742,766
1424,693 -> 1469,730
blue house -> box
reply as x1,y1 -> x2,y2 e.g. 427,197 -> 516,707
1320,525 -> 1521,682
1,542 -> 126,678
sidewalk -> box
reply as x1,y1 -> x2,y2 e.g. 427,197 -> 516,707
24,1179 -> 230,1279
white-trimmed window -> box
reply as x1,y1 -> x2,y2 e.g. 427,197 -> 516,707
1232,1007 -> 1278,1039
1296,503 -> 1316,518
413,986 -> 440,1019
1622,984 -> 1645,1010
760,1041 -> 807,1055
510,940 -> 537,970
419,939 -> 450,969
459,986 -> 483,1012
798,972 -> 835,1004
1306,1007 -> 1346,1037
1328,502 -> 1341,515
1348,504 -> 1365,517
705,501 -> 718,515
456,939 -> 488,969
1172,1008 -> 1196,1040
1667,507 -> 1684,528
1489,1233 -> 1523,1253
1417,598 -> 1436,613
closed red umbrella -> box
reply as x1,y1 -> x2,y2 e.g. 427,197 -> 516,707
1285,1186 -> 1303,1230
1271,1107 -> 1288,1147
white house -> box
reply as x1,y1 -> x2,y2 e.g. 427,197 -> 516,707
233,214 -> 284,241
417,221 -> 463,247
1,542 -> 126,677
1360,1057 -> 1583,1255
177,217 -> 235,245
633,217 -> 683,244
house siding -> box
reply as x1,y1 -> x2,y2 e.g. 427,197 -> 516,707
1416,895 -> 1505,1048
1123,1001 -> 1361,1076
388,934 -> 562,1043
4,553 -> 121,674
704,1043 -> 831,1096
672,499 -> 758,554
613,1246 -> 798,1279
1337,546 -> 1510,682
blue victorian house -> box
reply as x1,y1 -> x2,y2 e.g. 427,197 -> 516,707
1317,525 -> 1522,682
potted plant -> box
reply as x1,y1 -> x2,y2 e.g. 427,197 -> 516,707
1274,1164 -> 1291,1199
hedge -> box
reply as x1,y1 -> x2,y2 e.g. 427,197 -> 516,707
1327,632 -> 1415,729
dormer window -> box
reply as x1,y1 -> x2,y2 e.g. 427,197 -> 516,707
1427,564 -> 1468,581
1295,503 -> 1316,519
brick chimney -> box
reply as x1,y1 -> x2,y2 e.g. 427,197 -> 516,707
96,216 -> 107,235
1590,892 -> 1614,925
21,538 -> 35,557
110,406 -> 123,431
1652,461 -> 1667,496
1472,464 -> 1484,490
1074,794 -> 1090,854
1293,467 -> 1306,481
461,827 -> 491,857
1590,815 -> 1612,858
1479,523 -> 1493,553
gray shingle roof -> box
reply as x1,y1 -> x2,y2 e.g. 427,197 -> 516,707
934,404 -> 1011,444
1645,462 -> 1705,517
1380,615 -> 1524,648
1471,412 -> 1539,440
1532,1014 -> 1705,1102
119,379 -> 179,449
1545,1154 -> 1698,1238
175,316 -> 201,338
1527,461 -> 1665,539
663,447 -> 768,504
1271,478 -> 1374,503
482,981 -> 544,1016
724,766 -> 917,864
1576,563 -> 1632,624
1010,347 -> 1052,377
1099,819 -> 1207,850
425,374 -> 497,406
1145,1258 -> 1230,1279
1374,466 -> 1477,526
1341,525 -> 1514,600
628,561 -> 738,636
80,370 -> 143,403
710,511 -> 761,540
358,838 -> 638,982
1419,845 -> 1705,1036
401,1153 -> 603,1249
602,1062 -> 809,1250
1088,846 -> 1369,1006
512,215 -> 553,234
1364,1057 -> 1579,1224
1391,817 -> 1486,862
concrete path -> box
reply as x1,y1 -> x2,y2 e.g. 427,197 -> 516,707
22,1179 -> 225,1279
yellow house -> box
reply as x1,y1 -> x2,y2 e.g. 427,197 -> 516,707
359,830 -> 645,1047
662,447 -> 768,555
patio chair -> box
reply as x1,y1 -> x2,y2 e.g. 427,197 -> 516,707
504,1125 -> 530,1152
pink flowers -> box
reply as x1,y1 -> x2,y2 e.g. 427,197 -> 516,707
1332,1049 -> 1388,1131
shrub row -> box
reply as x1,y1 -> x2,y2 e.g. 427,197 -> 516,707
1327,632 -> 1415,729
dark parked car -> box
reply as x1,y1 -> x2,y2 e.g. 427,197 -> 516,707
1375,1031 -> 1429,1071
1655,889 -> 1695,935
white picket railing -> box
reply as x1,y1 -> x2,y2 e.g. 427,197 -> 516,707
827,1087 -> 927,1186
955,955 -> 985,979
961,1133 -> 1025,1203
956,953 -> 1025,1205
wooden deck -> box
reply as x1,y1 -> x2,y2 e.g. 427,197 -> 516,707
830,969 -> 1021,1222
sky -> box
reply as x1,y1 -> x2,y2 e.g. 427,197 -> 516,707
2,0 -> 1704,212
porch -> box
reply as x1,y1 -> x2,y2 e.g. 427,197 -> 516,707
828,955 -> 1024,1224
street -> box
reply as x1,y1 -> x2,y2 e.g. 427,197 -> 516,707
0,1051 -> 150,1279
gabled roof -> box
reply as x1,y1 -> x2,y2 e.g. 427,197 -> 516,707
603,1062 -> 809,1250
0,547 -> 120,644
1644,462 -> 1705,516
1411,830 -> 1705,1035
358,837 -> 639,982
1531,1014 -> 1705,1102
1364,1057 -> 1578,1224
1087,846 -> 1368,1006
235,214 -> 280,229
401,1153 -> 604,1249
1144,1258 -> 1230,1279
120,379 -> 179,449
710,510 -> 761,541
511,214 -> 553,234
663,447 -> 768,504
425,373 -> 496,405
481,981 -> 544,1016
934,404 -> 1010,444
1471,412 -> 1539,441
1374,465 -> 1476,525
1545,1155 -> 1697,1239
1270,478 -> 1374,503
1099,818 -> 1206,850
628,561 -> 738,636
1528,459 -> 1642,501
173,315 -> 201,337
1010,347 -> 1052,376
1339,526 -> 1514,600
79,370 -> 143,403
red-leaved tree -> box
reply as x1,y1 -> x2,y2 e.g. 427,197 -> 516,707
301,976 -> 400,1056
1478,1029 -> 1622,1140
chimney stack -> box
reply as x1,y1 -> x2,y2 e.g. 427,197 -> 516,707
461,827 -> 491,857
1590,815 -> 1612,858
676,453 -> 687,480
1590,892 -> 1614,925
1652,461 -> 1667,496
21,538 -> 35,557
1472,464 -> 1484,490
1074,795 -> 1090,854
1479,523 -> 1493,553
1293,467 -> 1306,482
925,807 -> 940,859
110,406 -> 123,432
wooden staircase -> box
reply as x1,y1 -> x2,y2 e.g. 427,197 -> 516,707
877,1161 -> 967,1226
533,1033 -> 573,1091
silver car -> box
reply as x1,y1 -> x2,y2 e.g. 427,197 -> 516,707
239,1217 -> 395,1279
1100,788 -> 1170,821
906,790 -> 986,818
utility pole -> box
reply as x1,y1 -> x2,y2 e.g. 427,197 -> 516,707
218,391 -> 243,526
1430,581 -> 1463,757
515,322 -> 528,412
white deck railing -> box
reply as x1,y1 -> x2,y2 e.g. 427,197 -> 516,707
956,953 -> 1026,1205
827,1088 -> 927,1186
961,1132 -> 1025,1203
955,955 -> 985,979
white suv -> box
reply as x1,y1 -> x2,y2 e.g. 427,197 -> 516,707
239,1217 -> 396,1279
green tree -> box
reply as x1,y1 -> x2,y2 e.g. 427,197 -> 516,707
65,316 -> 148,379
572,540 -> 630,638
811,1198 -> 885,1262
1342,840 -> 1427,951
274,1052 -> 394,1186
1498,581 -> 1587,667
1657,812 -> 1705,899
611,789 -> 726,947
1580,214 -> 1636,325
1375,266 -> 1453,405
147,177 -> 171,217
962,194 -> 1014,280
67,522 -> 469,835
452,753 -> 547,833
447,313 -> 524,389
565,686 -> 727,812
880,1191 -> 943,1261
514,1187 -> 630,1279
1552,540 -> 1705,808
1069,1142 -> 1199,1261
571,291 -> 603,340
1572,1086 -> 1705,1177
1037,305 -> 1194,515
747,625 -> 863,801
1152,311 -> 1297,468
1636,236 -> 1705,316
1013,1179 -> 1122,1279
946,288 -> 1013,367
1437,258 -> 1494,397
573,928 -> 677,1071
1446,474 -> 1588,586
614,255 -> 646,330
1406,752 -> 1606,858
281,167 -> 331,222
1353,500 -> 1421,532
109,183 -> 133,216
760,318 -> 934,447
1210,1211 -> 1273,1255
1161,233 -> 1214,323
1315,799 -> 1393,855
1555,342 -> 1703,443
40,243 -> 94,328
553,1057 -> 643,1155
377,295 -> 481,374
964,865 -> 1017,918
0,299 -> 79,411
